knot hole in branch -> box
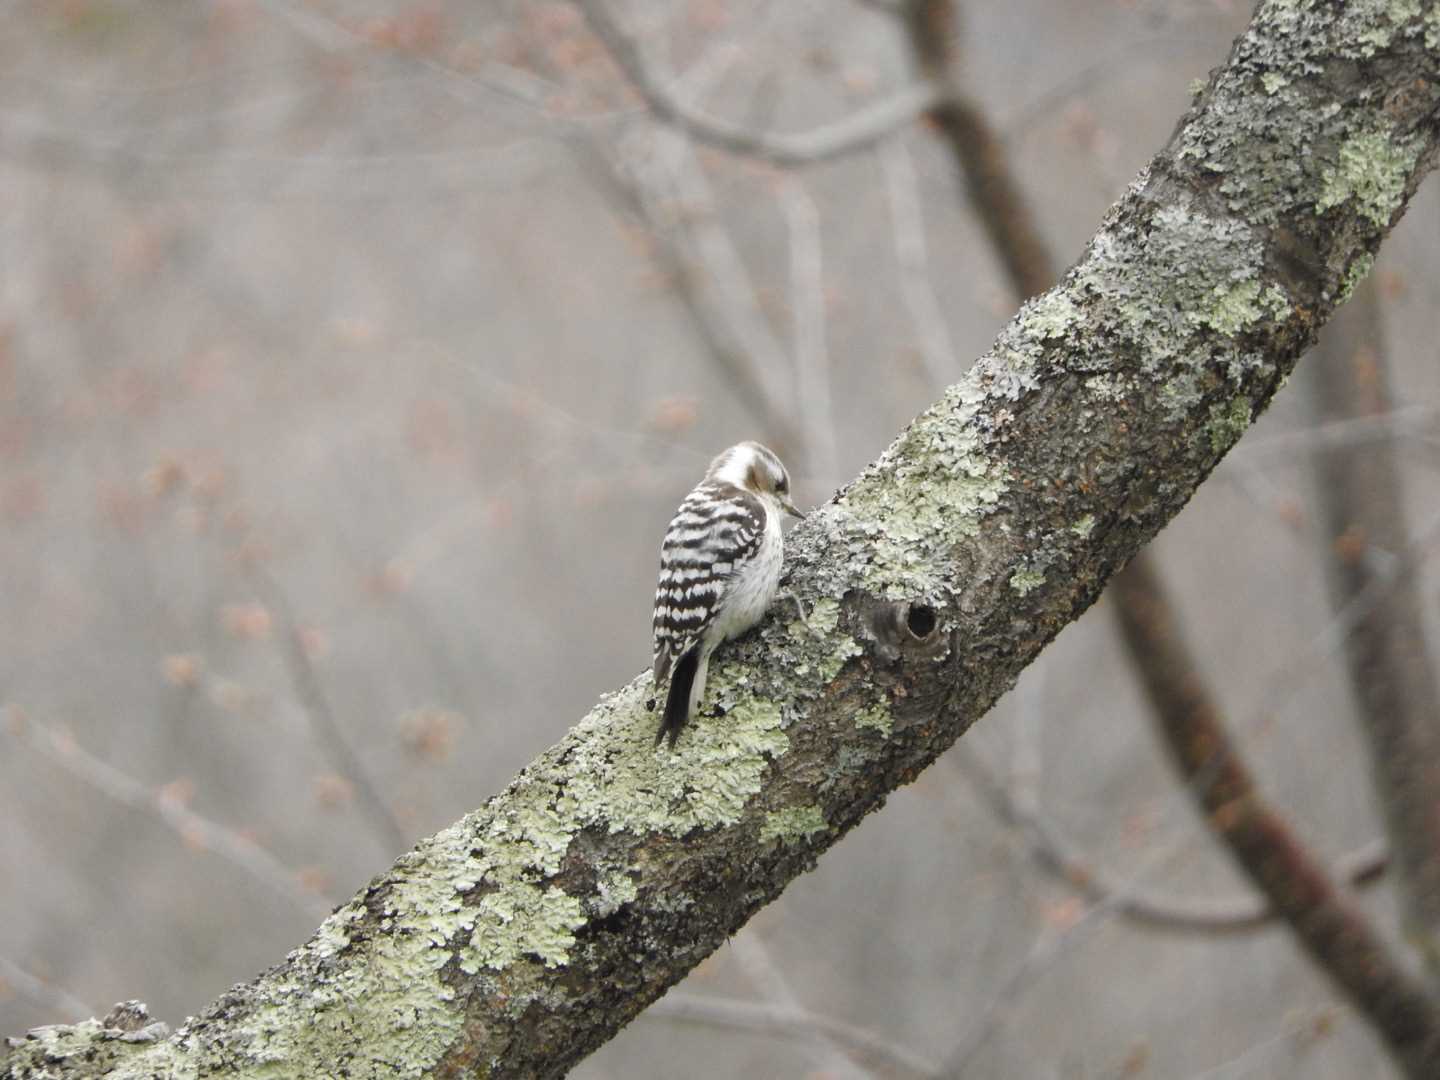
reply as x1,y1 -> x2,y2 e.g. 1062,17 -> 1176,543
864,598 -> 947,663
905,603 -> 937,640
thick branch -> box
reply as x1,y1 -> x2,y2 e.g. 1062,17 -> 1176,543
6,3 -> 1440,1077
1309,275 -> 1440,976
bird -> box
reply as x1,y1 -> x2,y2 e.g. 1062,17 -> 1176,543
652,441 -> 802,749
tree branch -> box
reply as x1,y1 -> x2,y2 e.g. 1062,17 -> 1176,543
6,2 -> 1440,1076
647,993 -> 938,1079
951,747 -> 1388,935
4,713 -> 331,924
574,0 -> 940,165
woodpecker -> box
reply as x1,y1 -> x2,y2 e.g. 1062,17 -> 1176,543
652,441 -> 802,748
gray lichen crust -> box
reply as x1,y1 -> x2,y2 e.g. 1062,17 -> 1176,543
6,2 -> 1438,1077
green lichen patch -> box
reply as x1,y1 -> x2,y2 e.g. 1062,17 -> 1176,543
4,1020 -> 160,1077
1083,374 -> 1129,402
1024,289 -> 1082,341
853,702 -> 893,737
1337,0 -> 1425,55
591,870 -> 639,917
162,861 -> 475,1079
1191,279 -> 1287,337
1064,203 -> 1282,423
1206,397 -> 1254,454
463,884 -> 586,973
1260,71 -> 1288,95
787,595 -> 839,640
1316,128 -> 1425,226
1070,514 -> 1097,539
1175,2 -> 1437,231
566,675 -> 789,838
1009,568 -> 1046,596
312,901 -> 364,959
783,597 -> 862,684
835,382 -> 1009,601
1339,253 -> 1376,302
759,805 -> 827,846
97,673 -> 792,1078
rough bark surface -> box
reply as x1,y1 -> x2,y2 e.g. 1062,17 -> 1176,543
6,2 -> 1440,1077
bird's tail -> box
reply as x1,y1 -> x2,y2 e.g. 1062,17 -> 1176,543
657,645 -> 702,749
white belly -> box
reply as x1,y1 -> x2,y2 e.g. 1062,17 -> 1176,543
706,509 -> 783,646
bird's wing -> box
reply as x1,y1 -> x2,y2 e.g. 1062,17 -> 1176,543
652,482 -> 765,682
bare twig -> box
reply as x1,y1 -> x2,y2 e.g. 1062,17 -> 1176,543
0,956 -> 95,1021
649,992 -> 937,1078
779,177 -> 838,488
1231,405 -> 1440,463
938,802 -> 1230,1075
951,747 -> 1388,934
575,0 -> 939,165
247,570 -> 408,855
729,933 -> 874,1079
879,139 -> 959,388
1237,507 -> 1440,741
1308,275 -> 1440,978
5,713 -> 331,922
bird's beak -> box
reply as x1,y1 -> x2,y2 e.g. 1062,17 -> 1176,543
780,494 -> 804,519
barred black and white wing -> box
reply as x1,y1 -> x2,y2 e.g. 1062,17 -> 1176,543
652,481 -> 766,746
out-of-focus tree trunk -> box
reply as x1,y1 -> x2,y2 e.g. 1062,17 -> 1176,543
1309,276 -> 1440,979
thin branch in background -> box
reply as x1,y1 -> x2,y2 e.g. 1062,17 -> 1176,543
1308,275 -> 1440,978
577,132 -> 803,456
1232,405 -> 1440,463
899,0 -> 1053,302
574,0 -> 939,166
950,747 -> 1388,935
1185,1004 -> 1348,1080
643,133 -> 797,423
4,711 -> 331,923
729,932 -> 875,1079
648,992 -> 938,1079
246,569 -> 408,855
936,797 -> 1238,1076
1237,506 -> 1440,743
879,139 -> 959,388
254,0 -> 553,114
1110,557 -> 1440,1078
0,955 -> 95,1022
779,177 -> 838,488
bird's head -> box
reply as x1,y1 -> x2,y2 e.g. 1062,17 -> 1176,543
707,441 -> 803,519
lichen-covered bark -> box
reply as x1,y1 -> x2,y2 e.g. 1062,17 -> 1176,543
6,3 -> 1440,1077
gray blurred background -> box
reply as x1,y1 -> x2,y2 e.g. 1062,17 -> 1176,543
2,1 -> 1438,1076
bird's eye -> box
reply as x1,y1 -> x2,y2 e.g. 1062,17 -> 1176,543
776,477 -> 788,493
